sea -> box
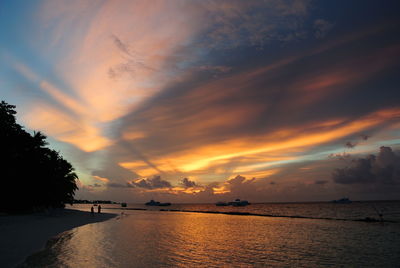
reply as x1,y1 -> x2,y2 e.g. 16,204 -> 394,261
20,201 -> 400,267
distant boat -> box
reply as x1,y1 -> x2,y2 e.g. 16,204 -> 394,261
228,199 -> 250,207
216,201 -> 229,206
121,203 -> 127,207
145,200 -> 171,206
332,198 -> 352,204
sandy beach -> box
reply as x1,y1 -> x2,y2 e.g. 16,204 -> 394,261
0,209 -> 116,268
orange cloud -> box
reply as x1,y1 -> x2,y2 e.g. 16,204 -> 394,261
122,131 -> 146,141
21,102 -> 113,152
39,0 -> 205,123
93,175 -> 110,183
14,1 -> 208,152
39,81 -> 86,116
179,108 -> 400,171
117,107 -> 400,181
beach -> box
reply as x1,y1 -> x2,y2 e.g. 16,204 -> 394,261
0,209 -> 116,268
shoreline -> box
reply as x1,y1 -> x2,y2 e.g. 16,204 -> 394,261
108,207 -> 396,223
0,208 -> 116,268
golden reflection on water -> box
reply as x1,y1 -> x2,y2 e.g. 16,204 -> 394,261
69,222 -> 116,267
20,210 -> 400,268
165,213 -> 273,266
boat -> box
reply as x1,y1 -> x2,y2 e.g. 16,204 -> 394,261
216,201 -> 229,206
145,200 -> 171,206
332,198 -> 352,204
228,199 -> 250,206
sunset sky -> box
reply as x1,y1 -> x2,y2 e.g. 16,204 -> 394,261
1,0 -> 400,202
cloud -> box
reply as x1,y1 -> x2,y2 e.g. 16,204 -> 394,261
108,34 -> 155,80
201,0 -> 312,48
345,141 -> 357,148
25,0 -> 313,154
128,175 -> 172,189
360,134 -> 370,140
5,0 -> 400,203
329,152 -> 351,161
12,63 -> 113,152
108,182 -> 129,188
314,180 -> 328,185
332,146 -> 400,185
199,65 -> 232,74
181,178 -> 197,188
343,134 -> 371,150
314,19 -> 334,39
114,23 -> 400,180
20,102 -> 113,152
93,175 -> 110,183
224,175 -> 258,197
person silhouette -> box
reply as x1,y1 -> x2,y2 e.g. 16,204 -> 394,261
90,206 -> 94,215
98,205 -> 101,213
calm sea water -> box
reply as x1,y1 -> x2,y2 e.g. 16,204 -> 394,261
21,202 -> 400,267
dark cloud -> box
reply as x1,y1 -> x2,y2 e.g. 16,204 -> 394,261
228,175 -> 253,186
226,175 -> 258,197
332,146 -> 400,185
200,0 -> 312,49
117,26 -> 400,161
111,34 -> 133,56
329,152 -> 351,161
78,2 -> 400,203
108,182 -> 129,188
313,19 -> 334,39
109,35 -> 154,79
345,141 -> 357,148
86,183 -> 103,188
181,178 -> 197,188
314,180 -> 328,185
344,134 -> 371,149
360,134 -> 370,140
199,65 -> 232,76
128,175 -> 172,189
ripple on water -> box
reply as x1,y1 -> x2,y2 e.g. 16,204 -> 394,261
20,209 -> 400,268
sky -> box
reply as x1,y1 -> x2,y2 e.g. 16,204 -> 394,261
1,0 -> 400,203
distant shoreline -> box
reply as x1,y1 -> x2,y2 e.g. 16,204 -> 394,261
115,207 -> 395,223
0,209 -> 116,268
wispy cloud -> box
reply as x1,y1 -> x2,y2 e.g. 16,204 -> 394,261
2,0 -> 400,201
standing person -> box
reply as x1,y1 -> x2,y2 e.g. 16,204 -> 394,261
98,205 -> 101,213
90,206 -> 94,215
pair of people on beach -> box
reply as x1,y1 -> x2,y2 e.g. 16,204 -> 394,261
90,205 -> 101,214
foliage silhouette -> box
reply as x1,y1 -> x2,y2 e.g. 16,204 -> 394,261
0,101 -> 78,213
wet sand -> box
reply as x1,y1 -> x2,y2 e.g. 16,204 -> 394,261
0,209 -> 116,268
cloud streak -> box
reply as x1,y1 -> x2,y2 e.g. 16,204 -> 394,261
2,0 -> 400,201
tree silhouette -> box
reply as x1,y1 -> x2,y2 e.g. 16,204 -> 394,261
0,101 -> 78,213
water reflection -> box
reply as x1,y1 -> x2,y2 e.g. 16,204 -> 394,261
21,210 -> 400,267
20,230 -> 75,267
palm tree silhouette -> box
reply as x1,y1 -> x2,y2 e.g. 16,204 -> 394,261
0,101 -> 79,213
